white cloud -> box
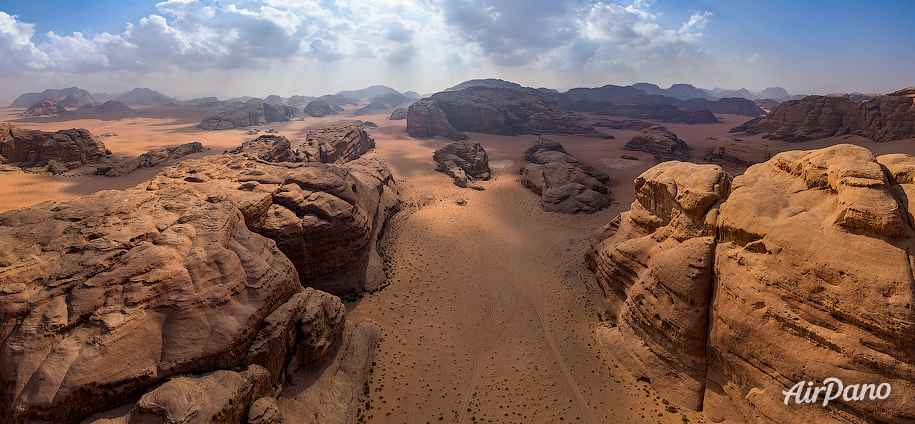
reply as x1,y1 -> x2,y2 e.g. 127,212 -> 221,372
582,2 -> 711,50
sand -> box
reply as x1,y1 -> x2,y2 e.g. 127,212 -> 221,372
4,103 -> 914,423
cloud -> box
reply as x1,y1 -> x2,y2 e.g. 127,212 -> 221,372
582,2 -> 711,50
0,12 -> 50,72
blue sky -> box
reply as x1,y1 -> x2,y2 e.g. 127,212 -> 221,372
0,0 -> 912,103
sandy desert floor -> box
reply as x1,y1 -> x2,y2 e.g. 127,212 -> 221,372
4,104 -> 915,423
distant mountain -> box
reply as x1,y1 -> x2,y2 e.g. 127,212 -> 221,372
286,95 -> 316,106
760,87 -> 789,99
403,91 -> 421,99
264,95 -> 284,105
369,92 -> 410,106
445,78 -> 527,92
630,83 -> 709,100
92,92 -> 118,102
564,84 -> 646,104
336,85 -> 400,100
116,88 -> 174,105
9,87 -> 95,108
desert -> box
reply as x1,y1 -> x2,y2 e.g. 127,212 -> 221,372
2,1 -> 915,424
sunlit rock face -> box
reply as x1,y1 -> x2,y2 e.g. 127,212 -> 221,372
588,144 -> 915,423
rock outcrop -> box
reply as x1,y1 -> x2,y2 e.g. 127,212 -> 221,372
406,87 -> 610,140
370,92 -> 410,106
433,140 -> 491,189
296,123 -> 375,164
587,144 -> 915,423
95,100 -> 132,112
115,87 -> 173,106
623,125 -> 691,162
702,139 -> 773,167
147,151 -> 400,296
264,95 -> 284,105
230,135 -> 297,163
197,103 -> 298,130
17,98 -> 67,118
389,108 -> 408,120
520,142 -> 612,213
302,100 -> 336,117
354,102 -> 389,115
58,94 -> 94,109
740,88 -> 915,142
0,122 -> 107,166
115,142 -> 204,175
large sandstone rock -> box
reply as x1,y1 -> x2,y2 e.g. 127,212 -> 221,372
587,162 -> 731,411
741,88 -> 915,142
702,139 -> 773,167
520,142 -> 611,213
587,144 -> 915,423
296,124 -> 374,164
95,100 -> 131,112
302,101 -> 336,117
18,98 -> 67,118
432,140 -> 491,190
623,125 -> 691,162
146,153 -> 400,296
0,190 -> 300,423
0,122 -> 108,166
230,135 -> 296,163
197,103 -> 298,130
406,87 -> 610,140
389,108 -> 407,120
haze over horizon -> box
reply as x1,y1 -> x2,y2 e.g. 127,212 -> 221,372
1,0 -> 913,104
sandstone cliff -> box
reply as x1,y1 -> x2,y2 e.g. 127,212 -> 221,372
406,87 -> 610,140
302,100 -> 336,117
0,122 -> 108,166
18,98 -> 67,118
739,88 -> 915,142
587,144 -> 915,423
521,142 -> 611,213
197,103 -> 298,130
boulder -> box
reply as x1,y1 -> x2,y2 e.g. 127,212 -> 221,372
587,144 -> 915,423
18,98 -> 67,118
520,142 -> 611,213
0,122 -> 107,166
296,124 -> 375,164
0,190 -> 300,423
302,101 -> 336,117
406,87 -> 610,139
197,103 -> 298,130
623,125 -> 691,162
432,140 -> 491,189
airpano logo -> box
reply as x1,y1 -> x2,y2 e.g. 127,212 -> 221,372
783,378 -> 891,406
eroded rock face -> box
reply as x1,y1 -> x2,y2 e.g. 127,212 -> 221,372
588,144 -> 915,423
406,87 -> 609,140
18,98 -> 67,118
0,190 -> 300,423
302,101 -> 336,117
623,125 -> 691,162
432,140 -> 491,190
587,162 -> 731,411
521,142 -> 611,213
0,122 -> 108,166
702,139 -> 773,167
230,135 -> 296,163
197,103 -> 298,130
147,153 -> 400,296
389,107 -> 407,120
742,88 -> 915,142
297,124 -> 375,164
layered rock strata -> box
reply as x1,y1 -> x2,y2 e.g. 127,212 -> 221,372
296,124 -> 375,164
587,144 -> 915,423
521,142 -> 611,213
0,122 -> 108,166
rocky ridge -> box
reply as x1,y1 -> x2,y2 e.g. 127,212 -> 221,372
587,144 -> 915,423
198,103 -> 298,130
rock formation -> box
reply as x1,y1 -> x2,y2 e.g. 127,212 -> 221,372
197,103 -> 298,130
115,87 -> 173,105
623,125 -> 691,162
17,98 -> 67,118
95,100 -> 132,112
230,135 -> 297,163
0,122 -> 107,166
0,136 -> 396,422
296,124 -> 375,164
264,95 -> 284,105
433,140 -> 491,189
389,108 -> 408,120
593,119 -> 653,130
739,88 -> 915,142
370,92 -> 409,106
8,87 -> 94,108
58,94 -> 95,109
119,142 -> 204,174
702,139 -> 773,167
520,142 -> 612,213
587,144 -> 915,423
406,87 -> 611,140
316,94 -> 359,107
569,100 -> 721,124
354,102 -> 390,115
302,100 -> 337,117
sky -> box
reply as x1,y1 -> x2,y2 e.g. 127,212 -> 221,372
0,0 -> 913,103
